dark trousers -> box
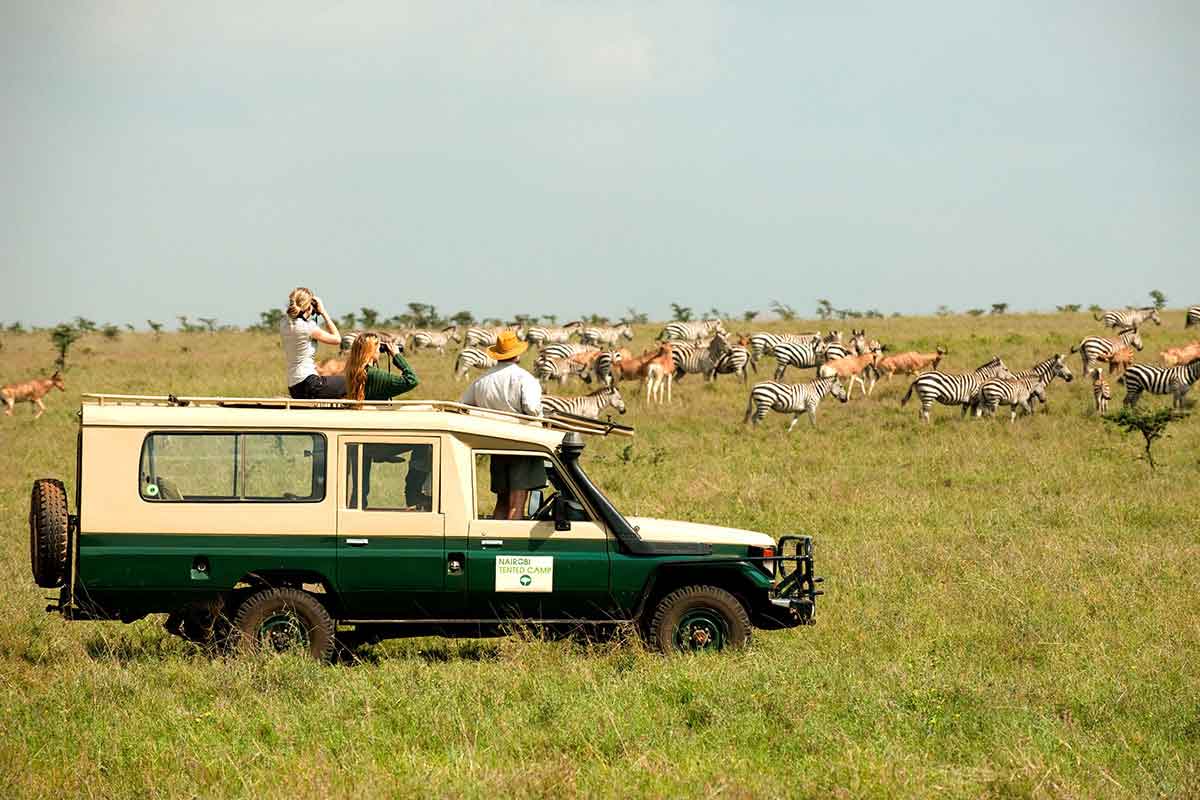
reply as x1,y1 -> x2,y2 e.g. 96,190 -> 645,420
288,374 -> 347,399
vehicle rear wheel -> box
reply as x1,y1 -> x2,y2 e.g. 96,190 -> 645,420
647,585 -> 751,654
232,588 -> 335,662
29,478 -> 69,589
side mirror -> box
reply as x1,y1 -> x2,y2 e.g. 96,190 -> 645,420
526,489 -> 543,519
553,493 -> 571,532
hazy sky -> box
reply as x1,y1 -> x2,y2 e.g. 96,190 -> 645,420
3,2 -> 1197,327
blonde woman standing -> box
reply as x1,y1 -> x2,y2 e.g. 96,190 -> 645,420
280,287 -> 344,399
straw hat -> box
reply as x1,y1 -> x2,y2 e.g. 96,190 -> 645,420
486,330 -> 528,361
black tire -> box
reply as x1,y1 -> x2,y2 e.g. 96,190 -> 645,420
29,478 -> 69,589
647,585 -> 751,654
232,588 -> 335,662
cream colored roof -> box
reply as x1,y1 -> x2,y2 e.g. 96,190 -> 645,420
79,394 -> 632,448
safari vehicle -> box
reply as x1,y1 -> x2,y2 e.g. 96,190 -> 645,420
29,394 -> 821,659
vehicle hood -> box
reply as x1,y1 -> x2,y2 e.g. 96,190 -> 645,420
626,517 -> 775,548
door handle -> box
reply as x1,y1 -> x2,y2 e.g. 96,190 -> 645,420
480,539 -> 504,548
346,538 -> 369,546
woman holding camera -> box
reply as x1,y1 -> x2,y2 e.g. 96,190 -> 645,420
280,287 -> 344,399
344,332 -> 420,401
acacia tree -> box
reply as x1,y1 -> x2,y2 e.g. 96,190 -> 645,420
147,320 -> 164,338
359,308 -> 380,327
670,304 -> 693,322
990,303 -> 1008,314
1149,290 -> 1167,310
1105,406 -> 1188,471
198,317 -> 218,332
51,324 -> 82,370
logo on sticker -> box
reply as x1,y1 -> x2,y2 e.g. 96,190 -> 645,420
495,555 -> 553,592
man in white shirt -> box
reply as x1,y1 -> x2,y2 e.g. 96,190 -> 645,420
460,330 -> 546,520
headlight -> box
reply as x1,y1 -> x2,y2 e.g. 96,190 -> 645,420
749,545 -> 776,578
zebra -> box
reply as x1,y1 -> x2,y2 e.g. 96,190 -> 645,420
453,348 -> 496,381
532,354 -> 593,386
656,319 -> 726,343
409,326 -> 460,354
673,334 -> 730,380
541,385 -> 626,419
974,353 -> 1074,415
1187,306 -> 1200,328
579,325 -> 634,347
818,341 -> 852,363
1120,359 -> 1200,408
901,357 -> 1014,422
710,345 -> 754,382
339,330 -> 404,354
1071,328 -> 1143,375
1091,368 -> 1111,414
772,340 -> 823,380
747,332 -> 820,364
524,326 -> 576,348
592,350 -> 627,386
463,326 -> 516,348
1094,307 -> 1161,329
743,377 -> 848,430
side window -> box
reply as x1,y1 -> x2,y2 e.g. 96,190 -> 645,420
345,442 -> 436,512
473,452 -> 555,521
139,432 -> 325,502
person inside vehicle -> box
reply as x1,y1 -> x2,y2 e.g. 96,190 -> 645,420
459,330 -> 547,520
280,287 -> 344,399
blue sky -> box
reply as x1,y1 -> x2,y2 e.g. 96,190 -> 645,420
2,2 -> 1196,327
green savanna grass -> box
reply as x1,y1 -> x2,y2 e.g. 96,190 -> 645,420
1,312 -> 1198,798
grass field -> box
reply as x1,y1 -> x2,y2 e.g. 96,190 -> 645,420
1,312 -> 1198,798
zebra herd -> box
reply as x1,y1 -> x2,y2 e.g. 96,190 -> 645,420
338,304 -> 1200,429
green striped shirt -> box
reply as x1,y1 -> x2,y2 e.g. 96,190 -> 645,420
363,353 -> 420,400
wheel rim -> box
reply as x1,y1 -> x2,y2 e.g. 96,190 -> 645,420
674,609 -> 728,652
258,611 -> 310,652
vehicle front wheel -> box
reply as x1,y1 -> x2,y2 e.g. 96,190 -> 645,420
232,588 -> 335,662
647,585 -> 751,654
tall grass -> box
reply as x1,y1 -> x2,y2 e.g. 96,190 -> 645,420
1,312 -> 1198,798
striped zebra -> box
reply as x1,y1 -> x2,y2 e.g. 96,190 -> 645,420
1071,328 -> 1143,374
900,357 -> 1014,422
532,354 -> 593,386
592,350 -> 627,386
540,342 -> 597,362
453,348 -> 496,381
747,332 -> 820,364
580,324 -> 634,347
772,340 -> 823,380
1091,368 -> 1111,414
975,356 -> 1071,420
656,319 -> 727,343
1094,307 -> 1161,329
409,326 -> 460,354
541,385 -> 626,418
818,341 -> 852,362
743,377 -> 848,430
672,334 -> 729,380
463,326 -> 517,348
1187,306 -> 1200,328
524,326 -> 576,348
710,345 -> 753,382
1120,359 -> 1200,408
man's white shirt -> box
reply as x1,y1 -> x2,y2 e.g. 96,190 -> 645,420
460,362 -> 543,416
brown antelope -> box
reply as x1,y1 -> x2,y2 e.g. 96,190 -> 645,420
1161,341 -> 1200,367
817,349 -> 882,399
2,371 -> 66,419
639,343 -> 675,404
1102,345 -> 1135,376
875,347 -> 946,383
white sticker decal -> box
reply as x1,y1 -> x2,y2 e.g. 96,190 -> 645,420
495,555 -> 553,593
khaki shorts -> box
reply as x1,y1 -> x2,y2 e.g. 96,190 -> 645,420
490,455 -> 547,493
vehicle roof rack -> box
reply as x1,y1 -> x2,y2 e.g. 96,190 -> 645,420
80,393 -> 634,438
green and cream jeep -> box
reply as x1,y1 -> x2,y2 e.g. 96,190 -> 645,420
29,394 -> 821,659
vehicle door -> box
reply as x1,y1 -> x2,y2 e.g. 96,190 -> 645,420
464,450 -> 615,620
336,435 -> 445,618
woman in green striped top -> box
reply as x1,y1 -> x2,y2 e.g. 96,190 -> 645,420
344,332 -> 420,401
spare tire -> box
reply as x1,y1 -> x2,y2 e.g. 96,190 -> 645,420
30,478 -> 69,589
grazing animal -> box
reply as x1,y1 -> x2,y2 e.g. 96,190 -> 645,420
1120,359 -> 1200,409
532,355 -> 593,386
1091,368 -> 1110,414
409,326 -> 461,354
901,357 -> 1014,422
1072,328 -> 1143,374
524,325 -> 577,348
1161,341 -> 1200,367
340,330 -> 404,354
592,350 -> 630,386
453,348 -> 497,381
613,347 -> 660,383
656,319 -> 726,344
1103,346 -> 1135,376
1187,306 -> 1200,328
1094,307 -> 1161,329
579,325 -> 634,347
743,377 -> 848,430
771,339 -> 823,380
976,355 -> 1072,420
2,371 -> 65,419
876,347 -> 947,383
817,349 -> 882,399
638,344 -> 675,404
540,342 -> 598,362
817,341 -> 852,363
463,326 -> 517,348
541,385 -> 626,419
673,334 -> 730,381
710,345 -> 754,383
746,332 -> 820,364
